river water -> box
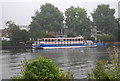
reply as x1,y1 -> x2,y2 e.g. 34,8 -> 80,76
1,47 -> 120,79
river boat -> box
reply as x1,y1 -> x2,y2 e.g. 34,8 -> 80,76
32,36 -> 97,49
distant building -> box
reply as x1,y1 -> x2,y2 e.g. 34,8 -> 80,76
0,28 -> 9,37
63,23 -> 69,35
1,37 -> 10,41
0,28 -> 10,41
91,26 -> 103,40
91,27 -> 97,37
19,25 -> 30,31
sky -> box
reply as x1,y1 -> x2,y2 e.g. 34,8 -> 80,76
0,0 -> 119,29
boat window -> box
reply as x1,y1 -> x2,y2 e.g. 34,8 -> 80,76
81,39 -> 83,41
42,39 -> 44,41
72,39 -> 74,41
44,39 -> 47,42
51,39 -> 53,42
74,39 -> 76,41
78,39 -> 80,41
57,39 -> 60,41
73,39 -> 75,41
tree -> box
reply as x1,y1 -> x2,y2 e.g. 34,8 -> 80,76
6,21 -> 20,38
29,21 -> 45,39
91,4 -> 117,35
65,6 -> 92,37
11,30 -> 29,44
6,21 -> 30,45
117,18 -> 120,42
118,28 -> 120,41
29,3 -> 63,39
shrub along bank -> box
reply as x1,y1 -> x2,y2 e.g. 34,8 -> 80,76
87,47 -> 120,81
11,57 -> 73,81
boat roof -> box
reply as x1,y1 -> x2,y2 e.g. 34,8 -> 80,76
43,36 -> 83,40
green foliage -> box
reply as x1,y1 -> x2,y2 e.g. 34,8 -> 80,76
87,47 -> 120,80
11,57 -> 73,81
30,3 -> 63,39
111,27 -> 119,42
6,21 -> 30,45
67,32 -> 76,37
91,4 -> 117,35
2,40 -> 11,46
118,28 -> 120,42
65,6 -> 92,36
11,30 -> 30,43
29,29 -> 46,40
97,35 -> 112,42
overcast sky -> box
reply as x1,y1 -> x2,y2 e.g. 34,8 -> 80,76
0,0 -> 119,29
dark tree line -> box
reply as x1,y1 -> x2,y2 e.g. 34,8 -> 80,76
5,21 -> 30,45
5,3 -> 119,45
29,3 -> 118,41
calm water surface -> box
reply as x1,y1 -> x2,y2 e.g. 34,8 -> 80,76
1,47 -> 120,79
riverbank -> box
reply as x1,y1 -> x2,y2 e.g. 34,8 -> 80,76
104,42 -> 120,47
1,45 -> 32,49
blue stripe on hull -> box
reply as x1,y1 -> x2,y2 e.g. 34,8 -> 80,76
32,43 -> 97,49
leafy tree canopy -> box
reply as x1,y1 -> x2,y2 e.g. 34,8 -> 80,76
6,21 -> 30,44
91,4 -> 117,34
65,6 -> 92,36
29,3 -> 63,39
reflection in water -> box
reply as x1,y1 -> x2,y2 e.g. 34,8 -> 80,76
2,47 -> 119,79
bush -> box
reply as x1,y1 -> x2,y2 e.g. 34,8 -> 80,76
2,40 -> 11,46
11,57 -> 73,81
97,35 -> 112,42
87,47 -> 120,81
